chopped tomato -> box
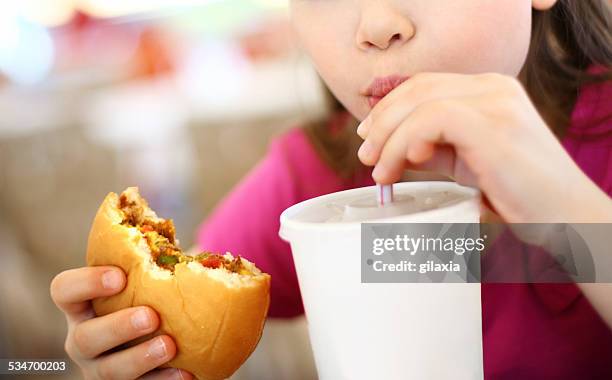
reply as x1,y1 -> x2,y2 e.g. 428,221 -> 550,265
140,224 -> 154,232
200,255 -> 223,269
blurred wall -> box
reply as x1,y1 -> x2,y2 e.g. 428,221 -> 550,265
0,2 -> 322,379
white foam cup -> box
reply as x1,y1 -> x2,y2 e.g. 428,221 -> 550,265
279,181 -> 483,380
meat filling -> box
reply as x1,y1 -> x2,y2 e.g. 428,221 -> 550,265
119,193 -> 250,275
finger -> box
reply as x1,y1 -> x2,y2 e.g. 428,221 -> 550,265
51,267 -> 126,320
73,306 -> 160,359
372,98 -> 490,184
371,73 -> 474,117
405,144 -> 456,177
404,145 -> 479,187
404,99 -> 490,163
139,368 -> 194,380
95,335 -> 177,380
358,79 -> 495,166
371,118 -> 426,183
358,73 -> 495,140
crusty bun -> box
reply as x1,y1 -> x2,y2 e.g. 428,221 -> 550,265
87,187 -> 271,380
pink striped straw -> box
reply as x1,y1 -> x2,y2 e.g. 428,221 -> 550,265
377,183 -> 394,206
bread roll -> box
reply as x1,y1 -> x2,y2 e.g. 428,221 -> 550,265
87,187 -> 271,380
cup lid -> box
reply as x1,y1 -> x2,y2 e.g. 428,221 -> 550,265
279,181 -> 480,241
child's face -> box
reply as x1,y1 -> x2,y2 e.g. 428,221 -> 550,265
290,0 -> 550,121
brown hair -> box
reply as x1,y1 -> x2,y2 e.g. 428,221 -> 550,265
304,0 -> 612,179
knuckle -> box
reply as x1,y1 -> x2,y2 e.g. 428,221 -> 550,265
411,72 -> 432,84
480,72 -> 510,87
366,120 -> 386,145
72,324 -> 94,358
408,75 -> 438,98
494,96 -> 519,115
425,99 -> 456,115
500,75 -> 524,96
64,337 -> 77,360
409,78 -> 431,96
369,106 -> 411,145
374,111 -> 397,133
488,93 -> 524,124
433,98 -> 454,109
409,103 -> 431,122
481,73 -> 524,94
110,312 -> 129,338
95,361 -> 116,380
368,129 -> 387,149
479,72 -> 504,83
498,117 -> 521,139
411,99 -> 462,129
369,106 -> 383,124
82,369 -> 97,380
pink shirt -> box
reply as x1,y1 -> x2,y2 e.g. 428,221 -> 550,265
197,78 -> 612,378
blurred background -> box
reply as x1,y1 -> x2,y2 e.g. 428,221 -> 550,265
0,0 -> 324,378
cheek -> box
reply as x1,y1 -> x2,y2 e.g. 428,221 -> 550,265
424,0 -> 532,76
290,2 -> 347,67
290,2 -> 364,116
291,8 -> 341,76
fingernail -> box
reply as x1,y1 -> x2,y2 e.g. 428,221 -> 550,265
172,368 -> 186,380
131,309 -> 151,331
358,140 -> 374,159
148,338 -> 167,359
356,116 -> 370,137
356,122 -> 366,136
102,270 -> 122,290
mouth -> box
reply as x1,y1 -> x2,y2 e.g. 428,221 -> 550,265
363,75 -> 410,108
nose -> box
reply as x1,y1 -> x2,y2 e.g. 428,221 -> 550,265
356,1 -> 416,51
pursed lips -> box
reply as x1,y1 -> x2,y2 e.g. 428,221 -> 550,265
363,75 -> 410,108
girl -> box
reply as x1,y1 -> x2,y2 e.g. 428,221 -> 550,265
51,0 -> 612,378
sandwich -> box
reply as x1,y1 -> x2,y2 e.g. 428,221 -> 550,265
87,187 -> 270,380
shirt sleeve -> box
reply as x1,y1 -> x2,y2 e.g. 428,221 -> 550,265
195,133 -> 304,318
